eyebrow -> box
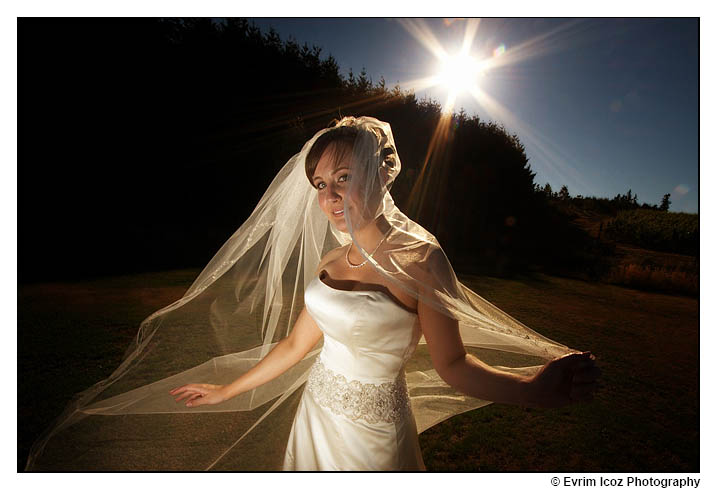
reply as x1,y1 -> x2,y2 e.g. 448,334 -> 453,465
312,166 -> 350,182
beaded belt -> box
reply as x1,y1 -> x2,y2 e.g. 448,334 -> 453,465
306,359 -> 410,424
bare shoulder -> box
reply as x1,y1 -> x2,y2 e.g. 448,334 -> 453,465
315,244 -> 350,275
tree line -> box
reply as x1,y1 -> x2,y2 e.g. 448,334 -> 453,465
539,184 -> 673,213
19,18 -> 688,283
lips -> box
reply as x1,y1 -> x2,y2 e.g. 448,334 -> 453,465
332,209 -> 344,217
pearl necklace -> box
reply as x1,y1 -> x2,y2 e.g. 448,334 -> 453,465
345,228 -> 392,269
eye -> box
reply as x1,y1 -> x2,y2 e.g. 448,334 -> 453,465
316,182 -> 326,190
338,174 -> 350,183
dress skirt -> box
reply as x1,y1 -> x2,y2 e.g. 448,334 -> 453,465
282,383 -> 425,471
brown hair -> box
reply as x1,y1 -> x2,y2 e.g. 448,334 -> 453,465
305,124 -> 359,187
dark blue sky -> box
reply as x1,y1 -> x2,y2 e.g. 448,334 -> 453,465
251,18 -> 698,213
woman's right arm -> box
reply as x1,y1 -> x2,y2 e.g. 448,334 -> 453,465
172,247 -> 343,408
170,306 -> 323,407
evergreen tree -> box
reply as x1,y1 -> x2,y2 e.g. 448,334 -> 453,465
559,185 -> 570,200
543,183 -> 553,197
357,67 -> 371,92
660,193 -> 671,211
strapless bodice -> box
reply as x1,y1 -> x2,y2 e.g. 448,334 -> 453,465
304,275 -> 421,383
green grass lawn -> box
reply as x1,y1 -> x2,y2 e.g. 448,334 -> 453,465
18,269 -> 698,472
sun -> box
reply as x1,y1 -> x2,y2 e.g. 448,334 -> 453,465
435,52 -> 484,94
398,18 -> 591,204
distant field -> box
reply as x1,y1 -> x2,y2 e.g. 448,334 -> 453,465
605,209 -> 698,256
565,205 -> 698,296
18,269 -> 698,472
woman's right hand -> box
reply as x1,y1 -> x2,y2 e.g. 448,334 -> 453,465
169,383 -> 227,408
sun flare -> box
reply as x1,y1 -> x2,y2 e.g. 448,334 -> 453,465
436,52 -> 484,95
398,18 -> 592,204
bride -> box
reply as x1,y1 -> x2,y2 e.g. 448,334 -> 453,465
26,115 -> 598,471
166,116 -> 600,471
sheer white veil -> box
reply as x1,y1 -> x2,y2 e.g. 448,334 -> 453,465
26,116 -> 571,471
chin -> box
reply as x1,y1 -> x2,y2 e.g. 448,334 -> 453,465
333,220 -> 349,233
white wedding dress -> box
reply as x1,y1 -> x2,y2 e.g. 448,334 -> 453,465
282,274 -> 426,471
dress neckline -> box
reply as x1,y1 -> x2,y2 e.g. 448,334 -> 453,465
315,272 -> 418,316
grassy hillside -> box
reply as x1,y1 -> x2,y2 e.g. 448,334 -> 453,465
605,209 -> 698,255
551,204 -> 698,297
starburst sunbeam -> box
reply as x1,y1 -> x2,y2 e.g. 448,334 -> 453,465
398,18 -> 485,111
406,112 -> 455,220
397,19 -> 448,61
468,86 -> 591,194
461,18 -> 481,54
398,18 -> 594,207
395,75 -> 443,93
482,19 -> 590,72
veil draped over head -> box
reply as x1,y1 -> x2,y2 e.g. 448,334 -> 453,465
27,116 -> 571,471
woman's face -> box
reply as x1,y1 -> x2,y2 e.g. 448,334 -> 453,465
312,142 -> 364,233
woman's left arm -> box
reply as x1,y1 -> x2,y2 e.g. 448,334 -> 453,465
418,299 -> 600,408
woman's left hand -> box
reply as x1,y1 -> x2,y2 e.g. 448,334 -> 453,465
529,351 -> 601,408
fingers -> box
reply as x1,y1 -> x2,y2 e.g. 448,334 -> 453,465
169,384 -> 225,408
185,393 -> 205,407
174,391 -> 196,403
574,351 -> 594,363
560,352 -> 600,376
170,384 -> 213,395
169,384 -> 195,395
173,390 -> 205,406
554,351 -> 593,370
170,384 -> 208,403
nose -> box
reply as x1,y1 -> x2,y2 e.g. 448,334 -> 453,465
326,183 -> 342,202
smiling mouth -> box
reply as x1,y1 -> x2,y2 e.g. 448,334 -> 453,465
332,209 -> 344,217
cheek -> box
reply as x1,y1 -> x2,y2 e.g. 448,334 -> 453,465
317,192 -> 335,217
345,185 -> 364,207
317,193 -> 328,212
346,186 -> 379,217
